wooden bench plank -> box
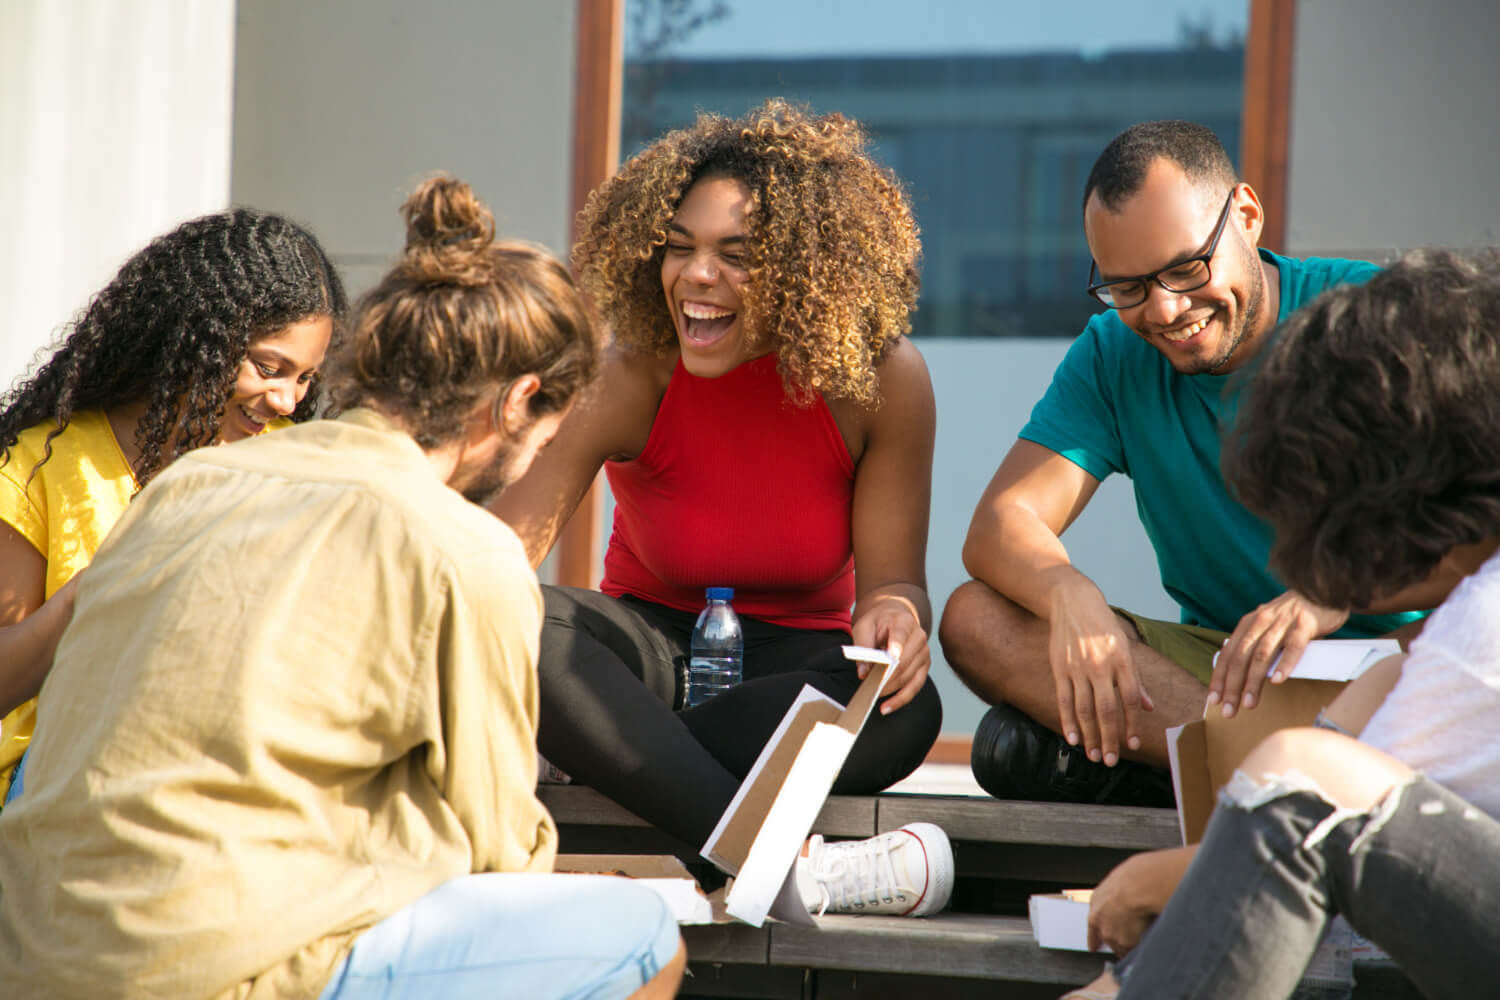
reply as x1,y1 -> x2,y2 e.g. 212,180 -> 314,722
682,922 -> 772,965
809,970 -> 1072,999
681,963 -> 806,999
808,796 -> 879,837
952,841 -> 1140,885
767,913 -> 1105,985
877,795 -> 1179,851
538,786 -> 879,839
538,785 -> 653,827
545,789 -> 1417,996
541,785 -> 1178,851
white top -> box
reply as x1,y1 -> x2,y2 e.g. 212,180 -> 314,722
1361,548 -> 1500,819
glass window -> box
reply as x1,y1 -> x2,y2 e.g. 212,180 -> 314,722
622,0 -> 1247,337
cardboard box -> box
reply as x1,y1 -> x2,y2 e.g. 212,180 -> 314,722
1029,889 -> 1110,952
700,646 -> 893,927
1167,639 -> 1400,844
554,853 -> 722,924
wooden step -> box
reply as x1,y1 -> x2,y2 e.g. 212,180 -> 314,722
537,785 -> 1180,850
539,785 -> 1419,998
681,913 -> 1103,987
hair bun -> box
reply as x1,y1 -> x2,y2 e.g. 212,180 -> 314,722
401,174 -> 495,254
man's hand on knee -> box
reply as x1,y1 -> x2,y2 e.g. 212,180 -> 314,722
1047,583 -> 1154,766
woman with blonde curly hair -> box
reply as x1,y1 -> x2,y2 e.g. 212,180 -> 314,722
493,100 -> 951,915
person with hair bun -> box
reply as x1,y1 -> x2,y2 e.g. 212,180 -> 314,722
0,176 -> 684,1000
0,208 -> 346,802
493,100 -> 953,916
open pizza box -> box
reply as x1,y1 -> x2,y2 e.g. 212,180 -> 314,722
1028,888 -> 1110,952
555,853 -> 724,924
1165,638 -> 1401,844
698,646 -> 894,927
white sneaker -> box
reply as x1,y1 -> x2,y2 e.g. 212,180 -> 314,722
536,753 -> 572,785
795,822 -> 954,917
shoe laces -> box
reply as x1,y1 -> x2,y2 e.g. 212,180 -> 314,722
804,832 -> 910,916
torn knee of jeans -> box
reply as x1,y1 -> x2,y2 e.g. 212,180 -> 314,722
1347,776 -> 1436,855
1220,767 -> 1332,810
1220,768 -> 1425,852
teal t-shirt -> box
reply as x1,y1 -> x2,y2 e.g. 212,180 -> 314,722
1020,249 -> 1427,636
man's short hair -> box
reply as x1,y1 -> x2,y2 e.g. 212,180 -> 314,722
1225,248 -> 1500,609
1083,120 -> 1239,213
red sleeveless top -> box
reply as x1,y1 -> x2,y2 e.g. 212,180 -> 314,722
600,354 -> 856,630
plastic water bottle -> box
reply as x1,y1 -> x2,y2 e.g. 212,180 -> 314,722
687,587 -> 743,708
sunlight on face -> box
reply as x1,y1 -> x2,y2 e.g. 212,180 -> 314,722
220,316 -> 333,442
660,175 -> 760,378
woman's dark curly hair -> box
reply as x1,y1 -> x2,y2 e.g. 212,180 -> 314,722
573,98 -> 921,405
1224,248 -> 1500,609
329,175 -> 599,448
0,209 -> 346,486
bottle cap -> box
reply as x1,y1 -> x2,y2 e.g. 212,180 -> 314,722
706,586 -> 734,601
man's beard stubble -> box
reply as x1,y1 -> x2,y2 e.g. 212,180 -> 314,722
1200,241 -> 1268,375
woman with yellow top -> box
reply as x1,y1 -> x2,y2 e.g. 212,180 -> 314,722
0,208 -> 347,798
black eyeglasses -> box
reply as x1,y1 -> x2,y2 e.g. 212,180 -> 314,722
1086,191 -> 1236,309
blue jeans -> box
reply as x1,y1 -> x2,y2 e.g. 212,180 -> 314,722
3,750 -> 24,805
1116,773 -> 1500,998
316,872 -> 680,999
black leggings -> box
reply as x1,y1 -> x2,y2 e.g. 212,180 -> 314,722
536,586 -> 943,851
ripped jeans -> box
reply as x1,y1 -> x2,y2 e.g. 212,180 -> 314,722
1116,772 -> 1500,999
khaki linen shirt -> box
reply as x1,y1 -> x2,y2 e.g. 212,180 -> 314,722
0,409 -> 556,999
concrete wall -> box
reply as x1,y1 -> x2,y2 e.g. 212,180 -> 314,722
231,0 -> 578,297
0,1 -> 235,391
1285,0 -> 1500,260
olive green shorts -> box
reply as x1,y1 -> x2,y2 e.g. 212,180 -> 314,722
1111,607 -> 1228,687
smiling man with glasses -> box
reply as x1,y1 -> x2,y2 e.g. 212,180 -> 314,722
1085,189 -> 1234,311
940,120 -> 1435,808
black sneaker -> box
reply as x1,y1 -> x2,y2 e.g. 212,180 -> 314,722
970,703 -> 1175,808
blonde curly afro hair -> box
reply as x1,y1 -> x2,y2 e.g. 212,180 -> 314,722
573,98 -> 921,404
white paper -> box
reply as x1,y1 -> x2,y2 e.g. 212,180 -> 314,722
703,662 -> 890,927
1279,639 -> 1402,681
701,684 -> 843,873
638,878 -> 715,925
725,722 -> 856,927
1165,722 -> 1190,845
1211,638 -> 1404,683
1029,893 -> 1110,952
842,645 -> 893,665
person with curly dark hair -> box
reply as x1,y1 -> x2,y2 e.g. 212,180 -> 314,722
491,99 -> 953,916
0,208 -> 347,800
0,175 -> 685,1000
1061,249 -> 1500,1000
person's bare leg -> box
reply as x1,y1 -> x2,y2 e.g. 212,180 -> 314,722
939,579 -> 1206,766
1319,654 -> 1405,736
1117,729 -> 1495,999
1060,970 -> 1120,999
1241,728 -> 1411,810
627,937 -> 686,1000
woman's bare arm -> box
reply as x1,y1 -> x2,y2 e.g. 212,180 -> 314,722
0,522 -> 77,715
488,345 -> 671,568
843,339 -> 936,712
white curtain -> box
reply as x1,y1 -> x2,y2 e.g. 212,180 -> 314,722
0,0 -> 236,390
